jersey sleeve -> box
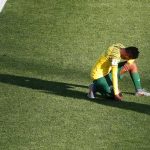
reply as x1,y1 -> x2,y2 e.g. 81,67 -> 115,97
111,58 -> 119,95
108,44 -> 123,95
112,66 -> 119,95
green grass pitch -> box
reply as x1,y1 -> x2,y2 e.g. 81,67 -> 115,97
0,0 -> 150,149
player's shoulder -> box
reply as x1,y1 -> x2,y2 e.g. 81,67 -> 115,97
107,43 -> 124,60
107,43 -> 125,54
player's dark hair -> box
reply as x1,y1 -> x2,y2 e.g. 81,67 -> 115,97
125,46 -> 140,59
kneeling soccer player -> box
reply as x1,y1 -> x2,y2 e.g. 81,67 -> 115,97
88,43 -> 150,101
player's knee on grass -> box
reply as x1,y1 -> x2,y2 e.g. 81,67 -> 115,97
93,77 -> 114,97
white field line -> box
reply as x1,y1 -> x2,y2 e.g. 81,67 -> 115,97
0,0 -> 7,13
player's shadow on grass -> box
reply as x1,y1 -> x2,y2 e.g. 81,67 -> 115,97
0,73 -> 150,115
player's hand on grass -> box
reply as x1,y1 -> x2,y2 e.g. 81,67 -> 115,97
114,92 -> 123,101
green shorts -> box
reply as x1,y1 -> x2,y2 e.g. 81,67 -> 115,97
93,61 -> 127,97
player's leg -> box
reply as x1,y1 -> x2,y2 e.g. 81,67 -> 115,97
118,61 -> 141,89
118,61 -> 150,96
118,61 -> 128,79
93,74 -> 114,98
87,76 -> 113,99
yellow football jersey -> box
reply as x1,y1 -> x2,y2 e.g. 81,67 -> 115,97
91,43 -> 125,80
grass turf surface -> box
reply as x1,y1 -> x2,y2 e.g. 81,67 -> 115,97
0,0 -> 150,149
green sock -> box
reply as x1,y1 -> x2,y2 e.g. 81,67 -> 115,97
130,72 -> 142,91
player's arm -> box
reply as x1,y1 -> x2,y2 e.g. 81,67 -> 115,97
111,59 -> 122,100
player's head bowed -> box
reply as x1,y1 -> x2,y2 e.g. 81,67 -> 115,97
125,46 -> 140,59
